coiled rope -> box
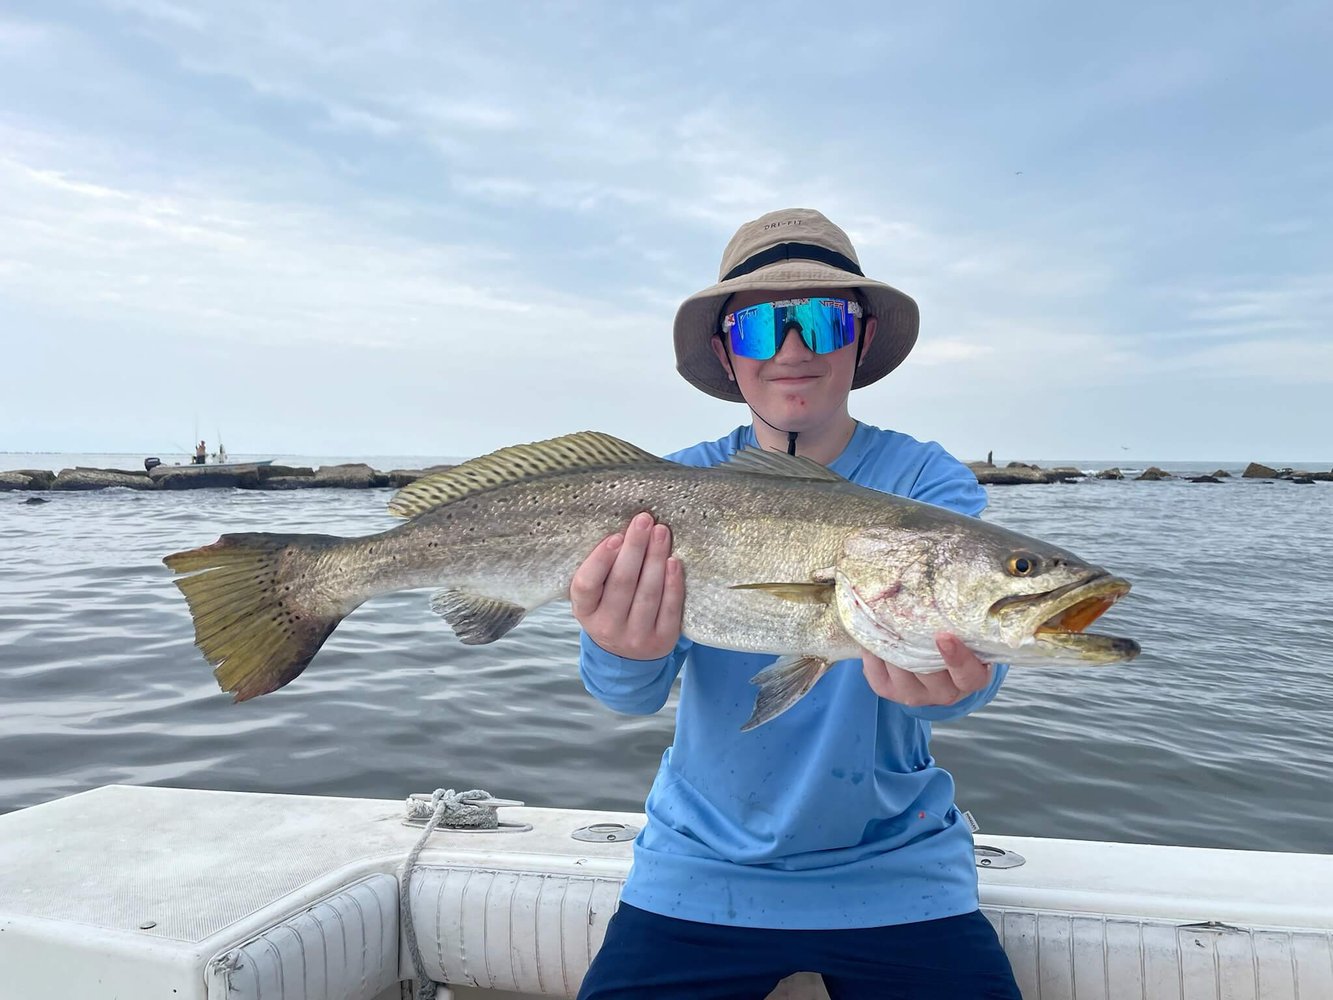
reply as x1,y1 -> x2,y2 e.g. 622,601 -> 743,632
400,788 -> 502,1000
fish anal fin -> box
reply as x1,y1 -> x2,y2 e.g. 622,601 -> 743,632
431,590 -> 526,644
741,655 -> 832,731
389,431 -> 665,518
729,581 -> 835,604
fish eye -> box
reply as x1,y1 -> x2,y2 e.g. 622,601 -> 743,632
1006,552 -> 1041,577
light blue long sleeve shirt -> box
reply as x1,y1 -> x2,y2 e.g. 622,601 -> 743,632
579,421 -> 1007,929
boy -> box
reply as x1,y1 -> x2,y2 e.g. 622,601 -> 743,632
571,209 -> 1021,999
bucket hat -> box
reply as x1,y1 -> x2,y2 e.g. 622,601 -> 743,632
673,208 -> 919,402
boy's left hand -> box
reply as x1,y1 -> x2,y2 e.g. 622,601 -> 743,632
861,633 -> 992,707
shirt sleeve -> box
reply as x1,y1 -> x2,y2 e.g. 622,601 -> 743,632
907,445 -> 988,517
578,631 -> 692,715
898,442 -> 1008,721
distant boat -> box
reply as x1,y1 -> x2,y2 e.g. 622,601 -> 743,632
184,459 -> 276,471
143,456 -> 276,473
155,432 -> 275,471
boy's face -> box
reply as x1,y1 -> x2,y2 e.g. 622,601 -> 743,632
710,286 -> 877,432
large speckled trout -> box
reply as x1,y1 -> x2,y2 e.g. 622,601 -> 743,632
164,432 -> 1139,730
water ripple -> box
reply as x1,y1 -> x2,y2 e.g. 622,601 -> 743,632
2,482 -> 1331,851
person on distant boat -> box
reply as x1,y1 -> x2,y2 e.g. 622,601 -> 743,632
194,441 -> 207,465
571,209 -> 1020,999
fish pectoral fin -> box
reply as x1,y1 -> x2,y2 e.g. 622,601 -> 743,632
729,581 -> 835,604
431,590 -> 527,645
741,655 -> 833,732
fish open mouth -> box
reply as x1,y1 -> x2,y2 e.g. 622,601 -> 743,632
991,573 -> 1140,661
1035,584 -> 1125,635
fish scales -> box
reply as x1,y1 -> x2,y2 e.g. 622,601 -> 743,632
326,464 -> 871,656
163,431 -> 1139,728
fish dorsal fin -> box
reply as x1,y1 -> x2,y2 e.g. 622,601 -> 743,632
720,448 -> 845,482
389,431 -> 666,518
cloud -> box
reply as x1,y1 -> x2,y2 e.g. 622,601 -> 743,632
0,128 -> 655,363
1171,337 -> 1333,384
106,0 -> 206,31
0,16 -> 53,49
318,103 -> 402,138
1179,278 -> 1331,332
405,97 -> 519,132
910,339 -> 994,365
1,1 -> 1329,458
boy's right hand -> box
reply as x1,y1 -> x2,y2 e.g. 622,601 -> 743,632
570,512 -> 685,660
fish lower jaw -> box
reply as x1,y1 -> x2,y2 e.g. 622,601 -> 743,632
980,630 -> 1140,667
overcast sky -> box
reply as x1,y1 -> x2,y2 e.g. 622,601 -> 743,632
2,1 -> 1330,463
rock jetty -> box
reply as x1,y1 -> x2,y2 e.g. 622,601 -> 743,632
965,460 -> 1333,486
967,461 -> 1084,485
54,468 -> 157,491
2,462 -> 455,493
0,470 -> 56,491
6,458 -> 1333,493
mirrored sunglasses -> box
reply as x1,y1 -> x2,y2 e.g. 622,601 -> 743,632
722,297 -> 863,360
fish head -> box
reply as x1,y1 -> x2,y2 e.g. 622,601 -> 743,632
834,521 -> 1139,668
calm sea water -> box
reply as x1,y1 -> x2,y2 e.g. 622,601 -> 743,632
2,461 -> 1331,855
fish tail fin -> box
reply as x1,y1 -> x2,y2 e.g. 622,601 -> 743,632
163,532 -> 352,701
741,655 -> 832,731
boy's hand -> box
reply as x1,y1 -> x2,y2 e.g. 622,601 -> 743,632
862,633 -> 992,707
570,512 -> 684,661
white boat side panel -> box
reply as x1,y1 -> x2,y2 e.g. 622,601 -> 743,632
1040,909 -> 1076,998
1103,918 -> 1147,1000
404,869 -> 1333,1000
3,787 -> 1333,1000
1068,913 -> 1109,1000
406,866 -> 623,994
1293,931 -> 1333,996
204,873 -> 399,1000
987,907 -> 1333,1000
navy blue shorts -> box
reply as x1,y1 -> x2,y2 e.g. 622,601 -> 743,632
578,903 -> 1021,1000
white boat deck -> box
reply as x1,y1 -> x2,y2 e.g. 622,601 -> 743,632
1,784 -> 1330,999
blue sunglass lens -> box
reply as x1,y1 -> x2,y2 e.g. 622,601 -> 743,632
727,299 -> 856,359
728,304 -> 778,358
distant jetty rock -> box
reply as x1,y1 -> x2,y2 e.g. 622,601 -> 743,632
3,459 -> 1331,493
0,462 -> 456,493
965,460 -> 1332,486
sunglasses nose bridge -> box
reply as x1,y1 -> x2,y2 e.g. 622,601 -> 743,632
774,322 -> 814,357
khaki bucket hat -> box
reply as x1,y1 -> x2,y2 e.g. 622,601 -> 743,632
673,208 -> 920,402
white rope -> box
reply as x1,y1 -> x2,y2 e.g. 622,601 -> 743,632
405,787 -> 501,830
400,789 -> 499,1000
